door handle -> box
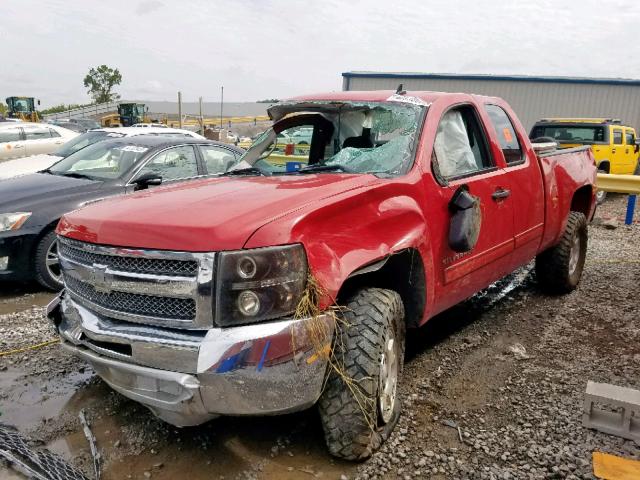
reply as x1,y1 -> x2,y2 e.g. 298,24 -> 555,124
13,144 -> 24,149
625,148 -> 629,154
612,148 -> 616,153
492,188 -> 511,200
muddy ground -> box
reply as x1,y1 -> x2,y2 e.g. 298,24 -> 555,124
0,195 -> 638,479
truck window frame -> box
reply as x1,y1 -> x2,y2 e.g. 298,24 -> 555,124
484,104 -> 524,166
431,103 -> 497,184
625,129 -> 635,145
612,128 -> 623,145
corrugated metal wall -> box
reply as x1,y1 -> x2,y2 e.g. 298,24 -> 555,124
343,76 -> 640,132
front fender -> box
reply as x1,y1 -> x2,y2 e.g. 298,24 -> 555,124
244,180 -> 435,313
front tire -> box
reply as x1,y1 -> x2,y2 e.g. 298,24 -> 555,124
318,288 -> 405,461
34,230 -> 63,291
535,211 -> 587,294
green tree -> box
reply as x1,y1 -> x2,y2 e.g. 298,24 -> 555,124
83,65 -> 122,103
0,102 -> 6,116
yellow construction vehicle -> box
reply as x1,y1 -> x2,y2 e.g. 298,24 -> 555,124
100,103 -> 156,127
5,97 -> 40,122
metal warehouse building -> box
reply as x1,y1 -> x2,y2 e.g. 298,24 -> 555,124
342,72 -> 640,131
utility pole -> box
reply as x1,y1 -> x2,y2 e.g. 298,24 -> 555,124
199,96 -> 204,134
178,91 -> 183,129
220,86 -> 224,133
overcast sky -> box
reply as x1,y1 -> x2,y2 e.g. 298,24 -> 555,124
3,0 -> 640,107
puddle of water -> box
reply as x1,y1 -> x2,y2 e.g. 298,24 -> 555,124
56,410 -> 353,480
0,290 -> 55,315
0,367 -> 94,429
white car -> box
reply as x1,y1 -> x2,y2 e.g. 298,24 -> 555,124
0,126 -> 205,179
0,122 -> 78,161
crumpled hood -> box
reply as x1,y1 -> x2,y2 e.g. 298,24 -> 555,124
58,174 -> 374,251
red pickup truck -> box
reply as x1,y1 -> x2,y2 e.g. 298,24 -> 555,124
48,90 -> 596,460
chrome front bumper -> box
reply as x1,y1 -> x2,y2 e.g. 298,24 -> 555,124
48,293 -> 333,427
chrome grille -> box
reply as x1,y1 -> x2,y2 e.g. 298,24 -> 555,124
59,241 -> 198,276
58,236 -> 215,329
65,275 -> 196,320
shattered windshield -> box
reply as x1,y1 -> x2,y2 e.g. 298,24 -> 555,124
237,100 -> 425,176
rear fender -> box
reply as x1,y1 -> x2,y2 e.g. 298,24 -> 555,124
538,148 -> 597,250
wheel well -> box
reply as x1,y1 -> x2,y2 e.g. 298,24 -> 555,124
597,161 -> 610,173
570,186 -> 593,217
336,249 -> 426,328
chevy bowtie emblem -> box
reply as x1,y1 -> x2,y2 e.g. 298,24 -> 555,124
91,264 -> 111,293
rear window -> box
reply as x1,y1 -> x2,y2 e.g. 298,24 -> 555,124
530,125 -> 606,144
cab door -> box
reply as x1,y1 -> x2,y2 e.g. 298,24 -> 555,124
427,104 -> 515,313
484,104 -> 544,266
0,126 -> 27,160
624,128 -> 638,174
610,127 -> 625,174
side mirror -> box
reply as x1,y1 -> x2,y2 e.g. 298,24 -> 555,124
132,172 -> 162,190
634,139 -> 640,152
448,185 -> 481,252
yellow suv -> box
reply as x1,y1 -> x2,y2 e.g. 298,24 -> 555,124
530,118 -> 640,175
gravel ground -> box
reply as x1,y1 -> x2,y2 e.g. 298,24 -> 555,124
356,194 -> 640,480
0,194 -> 638,479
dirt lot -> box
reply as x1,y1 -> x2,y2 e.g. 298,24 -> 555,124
1,195 -> 638,480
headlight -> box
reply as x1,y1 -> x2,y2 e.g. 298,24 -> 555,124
215,244 -> 307,326
0,213 -> 32,232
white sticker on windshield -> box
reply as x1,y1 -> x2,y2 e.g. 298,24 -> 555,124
386,94 -> 430,106
118,146 -> 148,153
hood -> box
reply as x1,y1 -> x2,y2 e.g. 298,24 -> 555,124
0,154 -> 62,180
0,173 -> 102,212
58,174 -> 374,251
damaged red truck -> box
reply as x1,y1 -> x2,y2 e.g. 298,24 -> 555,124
48,90 -> 597,460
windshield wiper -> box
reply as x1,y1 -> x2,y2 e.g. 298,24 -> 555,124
221,167 -> 266,176
293,164 -> 353,174
58,172 -> 95,180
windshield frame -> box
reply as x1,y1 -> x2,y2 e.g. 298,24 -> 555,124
236,100 -> 427,178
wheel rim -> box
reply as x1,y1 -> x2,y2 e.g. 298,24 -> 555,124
378,328 -> 399,424
46,241 -> 62,284
568,234 -> 581,275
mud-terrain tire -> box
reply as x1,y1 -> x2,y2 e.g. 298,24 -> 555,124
536,211 -> 587,294
318,288 -> 405,461
34,230 -> 63,291
634,160 -> 640,175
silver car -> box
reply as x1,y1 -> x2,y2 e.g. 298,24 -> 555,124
0,122 -> 79,161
